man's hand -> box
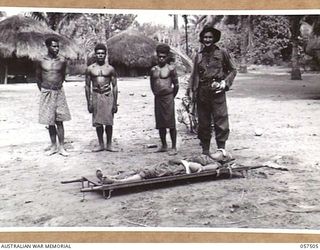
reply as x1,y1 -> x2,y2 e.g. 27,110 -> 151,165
216,80 -> 226,92
112,104 -> 118,114
88,102 -> 93,113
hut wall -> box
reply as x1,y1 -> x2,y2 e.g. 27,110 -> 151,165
112,64 -> 152,77
7,57 -> 36,83
0,59 -> 6,84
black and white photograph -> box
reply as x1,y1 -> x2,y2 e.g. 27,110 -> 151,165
0,7 -> 320,231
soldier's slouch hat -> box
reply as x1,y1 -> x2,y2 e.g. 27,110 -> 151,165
199,26 -> 221,44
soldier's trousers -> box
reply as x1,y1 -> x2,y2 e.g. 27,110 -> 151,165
196,90 -> 230,149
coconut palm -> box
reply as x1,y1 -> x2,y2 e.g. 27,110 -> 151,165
27,12 -> 82,33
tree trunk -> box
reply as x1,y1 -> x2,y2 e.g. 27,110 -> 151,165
173,15 -> 178,30
290,16 -> 302,80
291,40 -> 302,80
239,16 -> 249,73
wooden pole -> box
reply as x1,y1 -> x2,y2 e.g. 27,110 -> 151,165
4,64 -> 8,84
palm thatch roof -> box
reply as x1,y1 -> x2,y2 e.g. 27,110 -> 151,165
106,29 -> 157,68
0,15 -> 80,60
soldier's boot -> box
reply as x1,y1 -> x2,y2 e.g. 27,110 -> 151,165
210,148 -> 234,163
201,140 -> 211,156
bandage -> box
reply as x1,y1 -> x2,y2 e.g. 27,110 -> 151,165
181,160 -> 191,174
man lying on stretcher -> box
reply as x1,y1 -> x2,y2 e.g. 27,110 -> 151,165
96,154 -> 234,184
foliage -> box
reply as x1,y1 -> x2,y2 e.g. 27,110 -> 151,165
27,12 -> 82,32
249,15 -> 291,65
27,12 -> 137,59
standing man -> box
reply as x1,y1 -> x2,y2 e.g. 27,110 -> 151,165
188,26 -> 237,161
150,44 -> 179,155
36,37 -> 71,157
85,44 -> 118,152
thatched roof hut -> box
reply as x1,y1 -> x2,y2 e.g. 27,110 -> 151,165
0,15 -> 80,84
106,30 -> 157,77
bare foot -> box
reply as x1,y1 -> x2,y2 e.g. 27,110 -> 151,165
155,146 -> 168,153
58,147 -> 69,157
92,145 -> 105,152
44,144 -> 56,152
168,148 -> 178,156
45,145 -> 58,156
96,169 -> 103,180
106,144 -> 118,152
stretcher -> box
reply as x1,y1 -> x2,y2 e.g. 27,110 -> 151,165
61,164 -> 249,199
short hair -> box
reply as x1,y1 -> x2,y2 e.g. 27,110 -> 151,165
94,43 -> 107,53
156,43 -> 170,55
45,37 -> 59,47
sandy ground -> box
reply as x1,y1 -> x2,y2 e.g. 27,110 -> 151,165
0,67 -> 320,230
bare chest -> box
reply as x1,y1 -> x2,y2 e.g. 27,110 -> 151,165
90,65 -> 113,77
153,66 -> 171,79
41,59 -> 65,72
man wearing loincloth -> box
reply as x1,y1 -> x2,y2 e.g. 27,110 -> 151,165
36,37 -> 71,156
85,44 -> 118,152
150,43 -> 179,155
96,154 -> 222,184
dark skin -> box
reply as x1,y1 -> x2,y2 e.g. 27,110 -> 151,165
36,40 -> 68,156
150,52 -> 179,155
85,49 -> 118,152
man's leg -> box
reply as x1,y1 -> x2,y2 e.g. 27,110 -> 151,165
105,125 -> 117,152
56,121 -> 69,156
46,125 -> 58,155
157,128 -> 168,152
169,128 -> 177,155
93,125 -> 105,152
197,100 -> 212,155
210,93 -> 232,161
212,94 -> 229,149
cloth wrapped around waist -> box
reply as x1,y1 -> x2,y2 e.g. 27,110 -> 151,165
93,85 -> 111,95
41,85 -> 62,90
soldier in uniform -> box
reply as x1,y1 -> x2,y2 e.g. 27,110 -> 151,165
188,26 -> 237,161
85,44 -> 118,152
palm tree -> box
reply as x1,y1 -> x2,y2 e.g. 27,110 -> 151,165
288,15 -> 303,80
27,12 -> 82,33
239,15 -> 251,73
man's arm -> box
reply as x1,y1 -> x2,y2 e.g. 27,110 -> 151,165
149,67 -> 156,95
35,61 -> 42,91
222,49 -> 237,91
111,68 -> 118,114
85,68 -> 92,113
61,59 -> 67,83
171,67 -> 179,97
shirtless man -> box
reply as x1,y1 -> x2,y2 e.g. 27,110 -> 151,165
85,44 -> 118,152
36,37 -> 71,156
150,44 -> 179,155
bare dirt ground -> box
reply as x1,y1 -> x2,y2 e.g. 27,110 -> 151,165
1,67 -> 320,230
